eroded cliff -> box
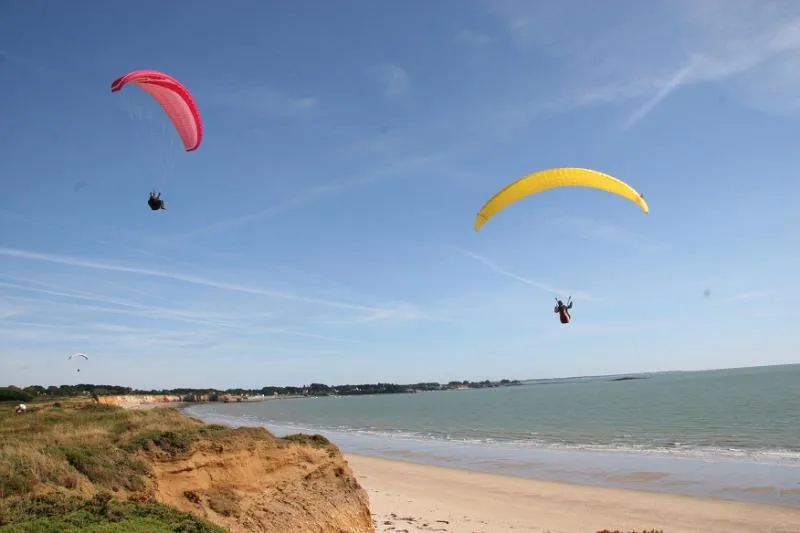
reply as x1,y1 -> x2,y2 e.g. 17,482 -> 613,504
149,429 -> 372,532
95,394 -> 183,408
0,401 -> 374,533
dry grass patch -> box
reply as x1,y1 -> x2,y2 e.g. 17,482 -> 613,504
0,399 -> 361,532
205,487 -> 240,517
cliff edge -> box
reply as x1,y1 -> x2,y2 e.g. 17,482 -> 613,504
95,394 -> 183,408
0,400 -> 374,533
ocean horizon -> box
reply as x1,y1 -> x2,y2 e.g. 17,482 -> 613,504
185,363 -> 800,508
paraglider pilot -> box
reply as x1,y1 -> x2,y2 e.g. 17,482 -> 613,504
148,192 -> 166,211
554,298 -> 573,324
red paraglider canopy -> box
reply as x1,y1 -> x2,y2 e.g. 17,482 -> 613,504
111,69 -> 203,152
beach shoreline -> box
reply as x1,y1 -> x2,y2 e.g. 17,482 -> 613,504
182,403 -> 800,509
347,453 -> 800,533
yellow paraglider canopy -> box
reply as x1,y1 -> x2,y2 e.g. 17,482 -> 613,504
474,167 -> 649,232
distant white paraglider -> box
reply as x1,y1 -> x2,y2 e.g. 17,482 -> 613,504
68,352 -> 89,373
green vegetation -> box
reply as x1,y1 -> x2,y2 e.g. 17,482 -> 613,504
123,430 -> 196,456
2,404 -> 184,497
282,433 -> 331,448
59,442 -> 149,492
0,401 -> 239,530
0,493 -> 224,532
300,378 -> 522,396
3,378 -> 523,403
0,402 -> 249,499
0,387 -> 34,403
0,399 -> 344,530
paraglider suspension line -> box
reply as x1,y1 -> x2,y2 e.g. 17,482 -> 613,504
157,129 -> 176,193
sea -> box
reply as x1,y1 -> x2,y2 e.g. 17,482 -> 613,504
184,364 -> 800,507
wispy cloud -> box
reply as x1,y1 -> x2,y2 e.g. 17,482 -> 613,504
568,317 -> 677,335
549,217 -> 666,253
453,29 -> 494,48
621,55 -> 701,130
0,247 -> 390,314
0,270 -> 383,356
170,152 -> 444,240
202,84 -> 318,118
0,300 -> 26,320
0,211 -> 111,247
452,247 -> 593,300
720,290 -> 771,305
0,316 -> 357,354
483,0 -> 800,126
370,63 -> 410,98
1,279 -> 262,330
0,48 -> 169,126
0,248 -> 447,338
314,302 -> 454,326
168,184 -> 340,240
0,211 -> 260,285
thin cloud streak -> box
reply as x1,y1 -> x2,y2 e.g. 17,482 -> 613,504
201,84 -> 318,118
169,182 -> 348,240
719,290 -> 770,305
550,217 -> 666,253
453,29 -> 494,47
483,1 -> 800,126
452,247 -> 593,300
0,274 -> 249,325
314,302 -> 455,326
371,63 -> 410,98
2,49 -> 310,125
0,319 -> 355,354
4,291 -> 367,345
171,153 -> 444,240
0,247 -> 389,313
622,56 -> 701,130
0,278 -> 279,330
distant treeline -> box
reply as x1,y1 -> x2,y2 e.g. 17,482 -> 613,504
1,379 -> 522,402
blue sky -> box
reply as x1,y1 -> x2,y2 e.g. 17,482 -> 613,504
2,0 -> 800,389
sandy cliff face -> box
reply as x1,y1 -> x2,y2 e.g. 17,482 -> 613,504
96,394 -> 182,408
147,427 -> 374,533
2,402 -> 373,533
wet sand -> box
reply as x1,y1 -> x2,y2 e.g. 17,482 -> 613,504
347,454 -> 800,533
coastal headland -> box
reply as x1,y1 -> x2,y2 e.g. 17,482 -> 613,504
0,398 -> 373,532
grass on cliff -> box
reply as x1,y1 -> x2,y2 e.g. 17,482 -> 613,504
0,399 -> 339,529
0,492 -> 224,532
0,401 -> 205,499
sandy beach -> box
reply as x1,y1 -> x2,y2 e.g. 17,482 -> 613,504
346,454 -> 800,533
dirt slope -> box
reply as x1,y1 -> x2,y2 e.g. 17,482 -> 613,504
150,429 -> 373,533
0,402 -> 374,533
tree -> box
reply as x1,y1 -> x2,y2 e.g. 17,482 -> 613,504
0,387 -> 34,402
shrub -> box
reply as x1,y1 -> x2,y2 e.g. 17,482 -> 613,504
124,430 -> 195,456
0,492 -> 225,532
0,387 -> 34,403
58,443 -> 148,492
0,450 -> 80,498
282,433 -> 331,448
